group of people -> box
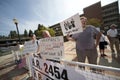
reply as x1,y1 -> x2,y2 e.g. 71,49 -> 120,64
99,24 -> 120,58
67,16 -> 120,65
30,16 -> 120,66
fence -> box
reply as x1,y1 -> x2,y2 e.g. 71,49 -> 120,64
60,59 -> 120,80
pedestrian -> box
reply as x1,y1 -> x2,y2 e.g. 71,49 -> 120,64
107,24 -> 120,61
66,16 -> 101,65
99,30 -> 108,57
23,34 -> 38,76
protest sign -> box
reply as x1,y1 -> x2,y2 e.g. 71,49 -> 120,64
60,13 -> 83,36
30,55 -> 117,80
23,40 -> 38,54
30,55 -> 86,80
38,36 -> 64,59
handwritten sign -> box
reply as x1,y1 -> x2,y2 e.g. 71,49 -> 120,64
60,13 -> 83,36
38,36 -> 64,59
23,40 -> 38,54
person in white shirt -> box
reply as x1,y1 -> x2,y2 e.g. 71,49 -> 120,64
107,24 -> 120,56
99,31 -> 108,57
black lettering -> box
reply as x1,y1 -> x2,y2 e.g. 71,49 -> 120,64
49,65 -> 54,76
54,66 -> 60,79
57,51 -> 62,56
34,70 -> 36,78
44,63 -> 48,73
36,59 -> 40,69
61,69 -> 69,80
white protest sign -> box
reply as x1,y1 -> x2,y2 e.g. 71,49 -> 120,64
39,36 -> 64,59
30,55 -> 118,80
60,13 -> 83,36
23,40 -> 38,54
30,55 -> 86,80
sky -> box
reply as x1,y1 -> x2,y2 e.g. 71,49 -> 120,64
0,0 -> 119,36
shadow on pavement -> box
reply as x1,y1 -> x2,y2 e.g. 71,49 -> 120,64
0,67 -> 28,80
99,56 -> 120,68
72,55 -> 120,68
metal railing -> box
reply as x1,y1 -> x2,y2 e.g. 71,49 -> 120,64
53,59 -> 120,80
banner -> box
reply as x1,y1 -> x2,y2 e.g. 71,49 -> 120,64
60,13 -> 83,36
38,36 -> 64,59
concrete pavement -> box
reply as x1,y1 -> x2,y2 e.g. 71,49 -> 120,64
64,41 -> 120,68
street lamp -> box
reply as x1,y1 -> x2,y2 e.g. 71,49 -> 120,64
13,18 -> 21,44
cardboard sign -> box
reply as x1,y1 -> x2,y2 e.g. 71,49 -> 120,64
23,40 -> 38,54
60,13 -> 83,36
38,36 -> 64,59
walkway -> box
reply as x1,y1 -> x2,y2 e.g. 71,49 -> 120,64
64,41 -> 120,68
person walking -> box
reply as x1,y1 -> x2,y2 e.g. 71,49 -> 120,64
66,16 -> 101,65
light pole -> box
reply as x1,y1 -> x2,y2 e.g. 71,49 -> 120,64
13,18 -> 21,44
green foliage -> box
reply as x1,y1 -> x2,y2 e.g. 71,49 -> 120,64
28,29 -> 33,37
87,18 -> 101,27
9,30 -> 17,38
34,30 -> 42,37
34,24 -> 55,37
37,24 -> 47,30
24,29 -> 28,37
48,28 -> 55,36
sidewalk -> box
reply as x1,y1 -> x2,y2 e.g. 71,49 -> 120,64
64,41 -> 120,68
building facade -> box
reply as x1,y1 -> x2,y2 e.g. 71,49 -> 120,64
83,2 -> 102,22
49,23 -> 63,36
49,1 -> 120,36
102,1 -> 120,30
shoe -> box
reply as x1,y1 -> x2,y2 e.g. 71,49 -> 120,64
101,54 -> 107,57
102,54 -> 107,57
101,54 -> 104,57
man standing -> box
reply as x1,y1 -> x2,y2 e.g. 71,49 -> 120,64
66,16 -> 101,65
107,24 -> 120,59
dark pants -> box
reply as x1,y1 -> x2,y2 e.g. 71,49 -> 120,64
76,48 -> 98,64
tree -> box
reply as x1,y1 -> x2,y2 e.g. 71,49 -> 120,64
48,28 -> 55,36
38,24 -> 47,30
34,24 -> 47,37
9,30 -> 17,39
24,29 -> 28,37
34,24 -> 55,37
28,29 -> 33,37
34,29 -> 41,37
87,18 -> 101,27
